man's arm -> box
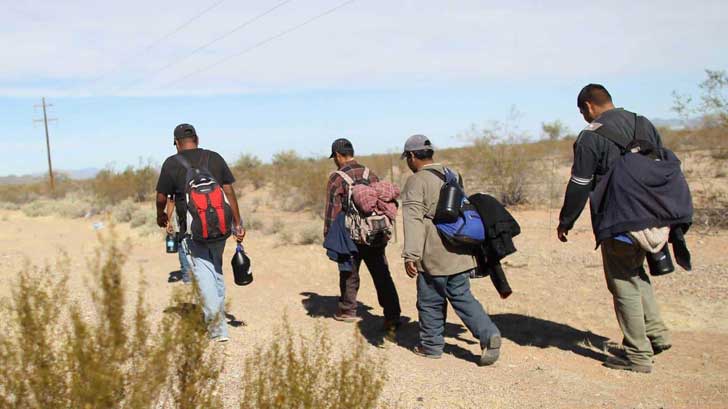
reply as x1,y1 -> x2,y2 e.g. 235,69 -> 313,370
222,184 -> 245,241
156,192 -> 169,228
401,176 -> 427,269
165,196 -> 175,233
323,174 -> 341,238
557,132 -> 599,241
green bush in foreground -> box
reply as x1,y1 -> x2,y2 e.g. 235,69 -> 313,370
240,320 -> 387,409
0,236 -> 222,409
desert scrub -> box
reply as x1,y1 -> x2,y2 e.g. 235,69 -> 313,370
20,194 -> 93,219
0,234 -> 223,409
92,163 -> 158,206
297,224 -> 323,245
240,319 -> 387,409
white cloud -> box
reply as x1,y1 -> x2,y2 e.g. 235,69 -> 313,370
1,0 -> 726,97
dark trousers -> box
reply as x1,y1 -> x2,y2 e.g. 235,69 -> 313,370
338,244 -> 401,321
417,270 -> 500,355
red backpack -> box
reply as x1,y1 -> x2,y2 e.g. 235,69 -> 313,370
175,151 -> 233,243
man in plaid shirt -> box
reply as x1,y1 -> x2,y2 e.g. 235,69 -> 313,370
324,138 -> 401,337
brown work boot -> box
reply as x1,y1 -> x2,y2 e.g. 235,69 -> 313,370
603,356 -> 652,373
413,345 -> 442,359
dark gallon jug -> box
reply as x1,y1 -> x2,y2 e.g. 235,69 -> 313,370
435,183 -> 463,223
231,244 -> 253,286
165,233 -> 178,254
647,244 -> 675,276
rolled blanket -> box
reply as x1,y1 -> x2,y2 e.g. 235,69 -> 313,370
372,181 -> 400,202
351,184 -> 378,214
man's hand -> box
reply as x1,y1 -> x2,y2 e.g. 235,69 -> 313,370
157,213 -> 168,228
233,225 -> 246,243
404,261 -> 418,278
166,223 -> 174,234
557,226 -> 569,243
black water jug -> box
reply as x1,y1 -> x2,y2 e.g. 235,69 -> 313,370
435,183 -> 463,223
165,233 -> 178,254
647,244 -> 675,276
231,244 -> 253,286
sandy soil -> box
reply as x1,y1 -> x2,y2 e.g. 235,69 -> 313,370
1,206 -> 727,409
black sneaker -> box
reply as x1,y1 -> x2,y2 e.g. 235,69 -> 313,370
603,356 -> 652,373
479,334 -> 501,367
382,318 -> 401,343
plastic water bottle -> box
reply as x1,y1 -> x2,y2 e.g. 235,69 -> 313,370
231,244 -> 253,286
165,233 -> 178,254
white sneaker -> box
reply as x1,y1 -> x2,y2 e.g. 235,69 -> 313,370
212,336 -> 229,343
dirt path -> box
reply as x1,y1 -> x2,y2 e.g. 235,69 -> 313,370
1,209 -> 727,409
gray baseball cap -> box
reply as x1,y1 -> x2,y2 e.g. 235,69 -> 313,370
400,134 -> 434,159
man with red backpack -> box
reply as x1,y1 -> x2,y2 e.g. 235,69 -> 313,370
323,138 -> 401,338
156,123 -> 245,342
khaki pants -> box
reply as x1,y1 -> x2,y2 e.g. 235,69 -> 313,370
601,239 -> 671,366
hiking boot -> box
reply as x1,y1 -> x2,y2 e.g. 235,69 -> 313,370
479,334 -> 501,367
653,343 -> 672,355
603,356 -> 652,373
333,311 -> 359,323
413,345 -> 442,359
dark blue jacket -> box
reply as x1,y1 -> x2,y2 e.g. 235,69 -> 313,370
590,147 -> 693,243
323,213 -> 358,272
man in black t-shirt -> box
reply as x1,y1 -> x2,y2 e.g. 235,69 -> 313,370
557,85 -> 670,374
156,123 -> 245,342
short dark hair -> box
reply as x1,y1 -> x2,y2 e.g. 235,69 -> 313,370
577,84 -> 612,111
410,149 -> 434,160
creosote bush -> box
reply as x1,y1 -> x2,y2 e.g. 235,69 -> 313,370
92,163 -> 158,206
0,234 -> 222,409
240,319 -> 387,409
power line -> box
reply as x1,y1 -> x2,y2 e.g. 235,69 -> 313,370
79,0 -> 227,93
118,0 -> 294,93
160,0 -> 357,89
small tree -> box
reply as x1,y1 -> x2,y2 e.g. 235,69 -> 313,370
672,69 -> 728,128
541,120 -> 570,141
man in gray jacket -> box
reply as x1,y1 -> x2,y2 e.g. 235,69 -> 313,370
400,134 -> 501,366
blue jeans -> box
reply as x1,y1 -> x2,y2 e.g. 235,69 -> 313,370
187,239 -> 228,339
416,270 -> 500,355
178,237 -> 192,283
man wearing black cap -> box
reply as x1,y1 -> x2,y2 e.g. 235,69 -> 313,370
156,123 -> 245,342
324,138 -> 401,334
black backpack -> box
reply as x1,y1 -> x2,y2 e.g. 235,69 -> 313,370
175,151 -> 233,243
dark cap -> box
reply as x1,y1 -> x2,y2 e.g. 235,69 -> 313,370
329,138 -> 354,158
400,134 -> 434,159
173,123 -> 197,143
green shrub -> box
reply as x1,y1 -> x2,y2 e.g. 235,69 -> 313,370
233,154 -> 268,190
0,235 -> 223,409
240,320 -> 387,409
92,163 -> 158,206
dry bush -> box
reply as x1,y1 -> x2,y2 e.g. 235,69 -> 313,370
271,151 -> 331,214
20,193 -> 94,219
92,163 -> 158,206
0,235 -> 223,409
240,319 -> 386,409
0,175 -> 81,204
233,154 -> 268,190
297,224 -> 323,245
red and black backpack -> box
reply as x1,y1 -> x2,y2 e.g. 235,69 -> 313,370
176,151 -> 233,243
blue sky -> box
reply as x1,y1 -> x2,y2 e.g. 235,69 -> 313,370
1,0 -> 726,175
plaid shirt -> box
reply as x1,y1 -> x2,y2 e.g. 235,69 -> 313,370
323,160 -> 379,237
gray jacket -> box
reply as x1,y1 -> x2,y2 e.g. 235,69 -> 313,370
401,163 -> 476,276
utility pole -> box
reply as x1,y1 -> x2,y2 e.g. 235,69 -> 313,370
33,97 -> 57,192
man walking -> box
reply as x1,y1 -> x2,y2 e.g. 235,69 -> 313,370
156,123 -> 245,342
323,138 -> 401,336
400,134 -> 501,366
557,84 -> 671,373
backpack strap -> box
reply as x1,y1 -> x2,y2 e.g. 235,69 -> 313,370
175,154 -> 192,170
362,167 -> 370,181
334,170 -> 355,186
425,168 -> 463,187
593,113 -> 640,154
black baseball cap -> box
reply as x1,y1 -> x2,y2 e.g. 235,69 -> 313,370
329,138 -> 354,158
173,123 -> 197,145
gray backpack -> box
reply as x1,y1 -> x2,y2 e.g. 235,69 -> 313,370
335,168 -> 392,247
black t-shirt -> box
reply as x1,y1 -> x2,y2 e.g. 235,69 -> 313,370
156,148 -> 235,233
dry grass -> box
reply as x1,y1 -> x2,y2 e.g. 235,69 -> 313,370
240,319 -> 387,409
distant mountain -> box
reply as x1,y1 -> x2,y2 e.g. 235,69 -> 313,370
0,168 -> 100,185
651,117 -> 703,129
